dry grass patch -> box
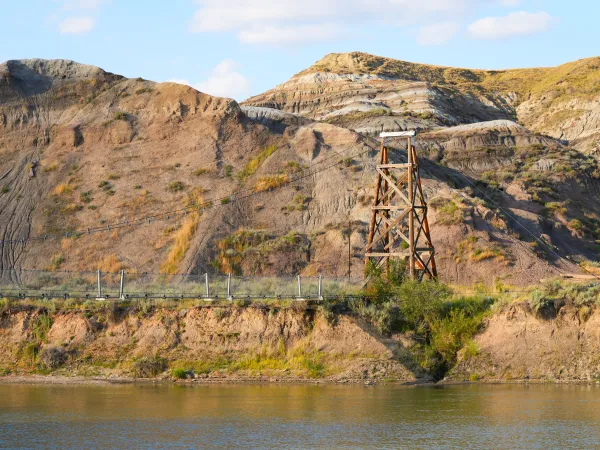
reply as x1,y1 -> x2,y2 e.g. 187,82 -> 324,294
160,213 -> 199,274
255,174 -> 289,193
469,247 -> 506,263
53,183 -> 75,196
46,253 -> 64,271
97,254 -> 125,273
239,145 -> 278,181
44,162 -> 59,173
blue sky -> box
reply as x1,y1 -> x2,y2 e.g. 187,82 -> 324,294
1,0 -> 598,100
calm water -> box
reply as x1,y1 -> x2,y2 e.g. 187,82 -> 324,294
0,383 -> 599,449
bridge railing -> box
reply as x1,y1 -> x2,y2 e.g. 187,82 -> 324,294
0,269 -> 364,300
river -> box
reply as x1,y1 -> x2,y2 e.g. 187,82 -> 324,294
0,383 -> 599,449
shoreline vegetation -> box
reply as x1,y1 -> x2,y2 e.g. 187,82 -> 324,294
1,263 -> 600,384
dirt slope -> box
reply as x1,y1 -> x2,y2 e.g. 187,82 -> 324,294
452,303 -> 600,381
1,58 -> 599,287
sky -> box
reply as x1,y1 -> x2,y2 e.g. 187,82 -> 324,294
0,0 -> 598,100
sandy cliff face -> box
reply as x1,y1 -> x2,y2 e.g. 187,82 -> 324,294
0,305 -> 420,381
452,303 -> 600,381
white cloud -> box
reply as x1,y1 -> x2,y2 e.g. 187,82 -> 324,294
468,11 -> 554,40
52,0 -> 107,34
59,16 -> 95,34
497,0 -> 521,5
239,24 -> 344,44
62,0 -> 109,9
189,0 -> 486,44
169,60 -> 250,100
417,22 -> 459,45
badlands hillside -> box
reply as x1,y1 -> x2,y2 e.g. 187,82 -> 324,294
1,55 -> 600,286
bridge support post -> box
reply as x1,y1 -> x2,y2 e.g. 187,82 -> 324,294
96,270 -> 105,301
297,275 -> 302,299
205,273 -> 210,299
227,273 -> 232,301
119,270 -> 125,300
318,274 -> 323,301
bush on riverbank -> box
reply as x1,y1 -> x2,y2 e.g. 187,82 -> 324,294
354,261 -> 493,379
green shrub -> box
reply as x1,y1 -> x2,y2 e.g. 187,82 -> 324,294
172,368 -> 187,379
0,186 -> 9,195
529,289 -> 557,316
356,266 -> 491,380
0,297 -> 11,313
134,299 -> 153,316
32,314 -> 53,342
463,340 -> 480,359
21,342 -> 40,364
212,308 -> 228,320
39,345 -> 66,369
568,219 -> 584,232
80,191 -> 93,203
113,111 -> 127,121
304,358 -> 325,378
132,356 -> 167,378
168,181 -> 185,192
430,198 -> 464,225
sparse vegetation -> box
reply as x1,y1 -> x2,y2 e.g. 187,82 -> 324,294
160,213 -> 199,274
168,181 -> 185,192
324,108 -> 393,126
285,161 -> 303,173
39,345 -> 66,369
256,174 -> 289,192
132,356 -> 167,378
48,253 -> 64,271
568,219 -> 584,233
53,183 -> 74,196
470,246 -> 506,263
80,191 -> 93,203
238,145 -> 278,181
0,185 -> 9,195
193,167 -> 210,176
544,201 -> 567,216
113,111 -> 127,121
44,162 -> 58,172
282,194 -> 311,213
212,229 -> 309,275
430,197 -> 464,225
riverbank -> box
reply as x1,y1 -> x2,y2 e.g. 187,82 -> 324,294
0,302 -> 425,383
2,280 -> 600,383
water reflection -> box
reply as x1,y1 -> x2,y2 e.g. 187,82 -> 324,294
1,383 -> 599,449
